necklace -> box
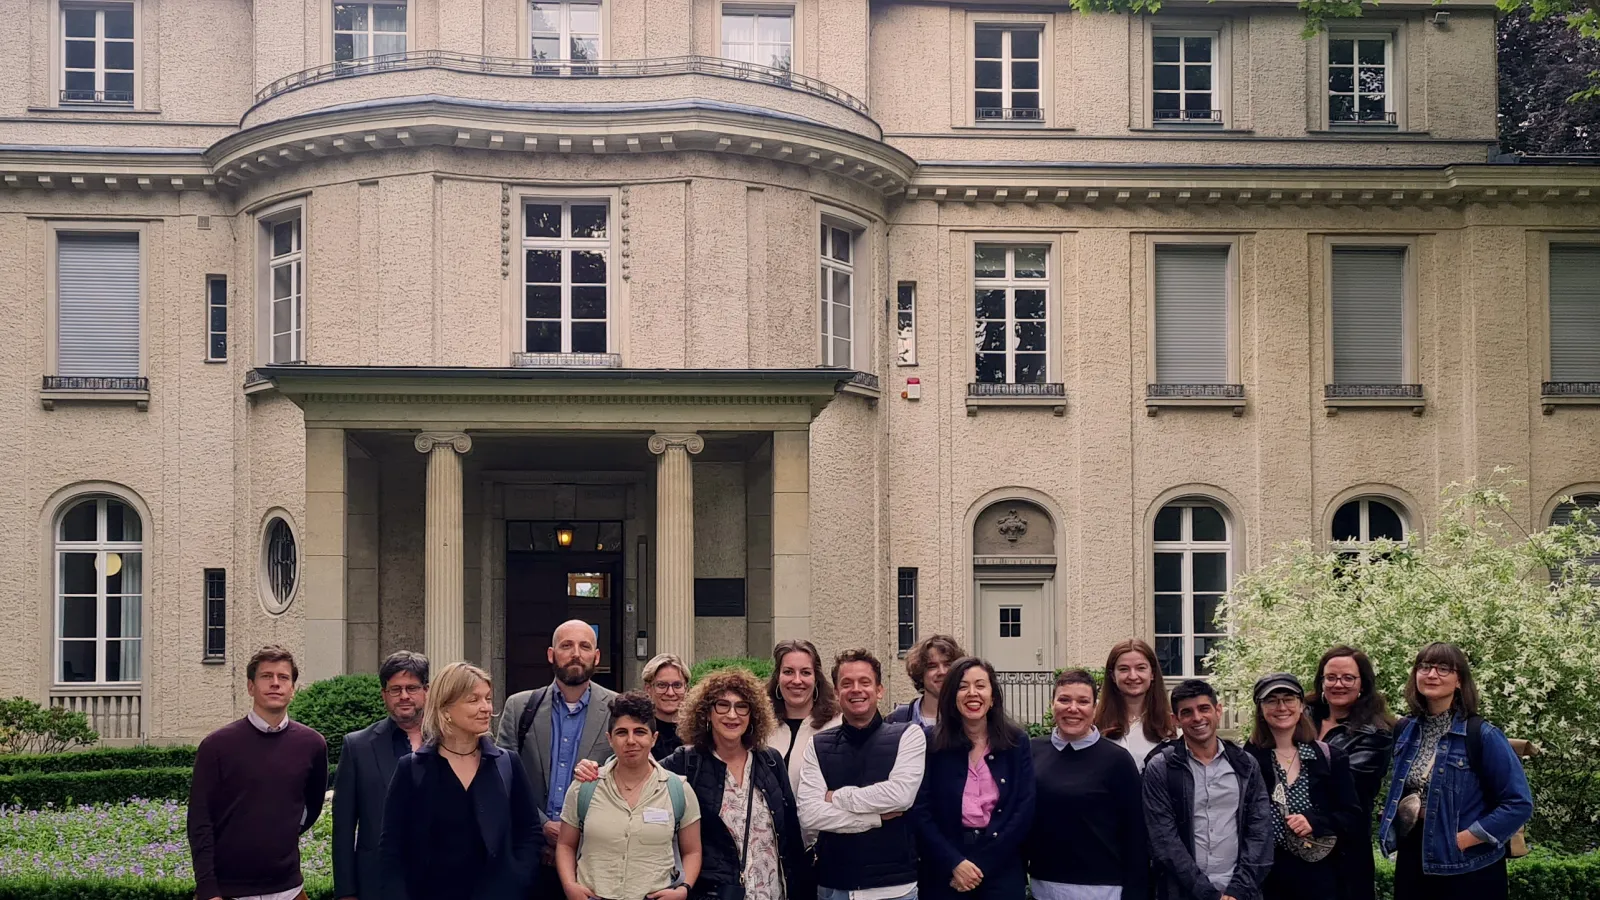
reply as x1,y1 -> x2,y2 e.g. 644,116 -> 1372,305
615,768 -> 652,793
440,742 -> 481,758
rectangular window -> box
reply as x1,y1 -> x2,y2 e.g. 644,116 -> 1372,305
334,1 -> 407,63
1330,247 -> 1406,384
998,606 -> 1022,638
896,281 -> 917,366
1549,244 -> 1600,382
531,0 -> 601,71
1152,34 -> 1217,123
820,222 -> 855,367
974,244 -> 1048,384
523,201 -> 610,354
896,567 -> 917,654
1328,35 -> 1392,124
57,233 -> 140,377
62,3 -> 134,105
1153,244 -> 1229,383
206,275 -> 227,361
265,213 -> 304,364
203,568 -> 226,660
722,9 -> 792,71
1153,502 -> 1230,677
974,26 -> 1042,123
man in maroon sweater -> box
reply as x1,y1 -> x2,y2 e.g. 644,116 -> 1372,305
187,645 -> 329,900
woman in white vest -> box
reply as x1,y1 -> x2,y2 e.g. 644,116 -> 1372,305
764,639 -> 843,793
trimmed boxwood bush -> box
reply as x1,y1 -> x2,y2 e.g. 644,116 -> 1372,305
690,657 -> 773,683
0,746 -> 196,777
0,876 -> 335,900
287,673 -> 385,765
0,768 -> 192,810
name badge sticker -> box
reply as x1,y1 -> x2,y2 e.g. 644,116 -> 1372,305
643,807 -> 672,825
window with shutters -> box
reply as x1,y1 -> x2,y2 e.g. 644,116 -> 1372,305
1324,240 -> 1421,410
1550,493 -> 1600,585
1148,240 -> 1240,407
258,206 -> 304,365
59,2 -> 136,106
49,229 -> 143,393
1152,498 -> 1232,677
1547,244 -> 1600,393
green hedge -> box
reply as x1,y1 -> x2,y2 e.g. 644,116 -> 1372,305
0,767 -> 192,809
1372,850 -> 1600,899
0,746 -> 196,777
690,657 -> 774,682
0,876 -> 335,900
287,673 -> 386,766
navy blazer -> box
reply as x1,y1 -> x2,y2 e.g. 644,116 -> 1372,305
333,716 -> 407,900
380,737 -> 543,900
911,731 -> 1036,897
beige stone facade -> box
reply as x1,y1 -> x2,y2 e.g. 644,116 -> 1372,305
1,0 -> 1597,744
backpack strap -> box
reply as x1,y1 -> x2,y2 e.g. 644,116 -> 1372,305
576,778 -> 599,825
495,749 -> 514,795
515,687 -> 548,754
1464,714 -> 1486,779
665,772 -> 686,830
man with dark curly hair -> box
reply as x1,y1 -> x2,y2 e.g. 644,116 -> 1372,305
888,635 -> 966,733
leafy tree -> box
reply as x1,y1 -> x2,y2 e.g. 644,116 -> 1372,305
0,698 -> 98,755
1500,8 -> 1600,152
1208,475 -> 1600,851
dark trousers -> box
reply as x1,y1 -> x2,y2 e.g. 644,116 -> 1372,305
1393,829 -> 1508,900
1262,847 -> 1338,900
917,829 -> 1026,900
534,862 -> 563,900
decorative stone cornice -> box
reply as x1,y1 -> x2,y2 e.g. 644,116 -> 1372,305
414,432 -> 473,454
647,432 -> 705,455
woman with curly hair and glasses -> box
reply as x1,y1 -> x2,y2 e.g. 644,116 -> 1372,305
576,668 -> 810,900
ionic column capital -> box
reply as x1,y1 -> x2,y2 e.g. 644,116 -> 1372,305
414,432 -> 474,455
647,432 -> 704,455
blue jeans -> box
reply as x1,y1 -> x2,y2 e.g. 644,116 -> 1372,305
819,887 -> 918,900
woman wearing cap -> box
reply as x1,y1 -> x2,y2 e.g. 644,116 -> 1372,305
1377,643 -> 1532,900
1308,646 -> 1394,900
1244,673 -> 1363,900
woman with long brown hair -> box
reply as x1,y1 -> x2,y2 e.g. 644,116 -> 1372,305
1092,639 -> 1176,769
1308,645 -> 1395,900
765,639 -> 842,792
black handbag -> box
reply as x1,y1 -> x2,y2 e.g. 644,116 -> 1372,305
712,761 -> 758,900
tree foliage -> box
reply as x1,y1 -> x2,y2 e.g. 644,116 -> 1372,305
1500,8 -> 1600,151
1208,476 -> 1600,850
0,697 -> 98,755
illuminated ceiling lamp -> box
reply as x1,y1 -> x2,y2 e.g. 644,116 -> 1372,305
555,522 -> 575,549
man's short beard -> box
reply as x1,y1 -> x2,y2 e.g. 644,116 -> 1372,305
555,660 -> 595,686
391,707 -> 423,727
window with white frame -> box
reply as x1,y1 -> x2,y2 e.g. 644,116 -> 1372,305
820,221 -> 855,367
722,8 -> 792,71
56,496 -> 142,684
261,516 -> 298,614
264,212 -> 304,364
973,244 -> 1048,384
206,275 -> 227,362
1153,244 -> 1230,384
530,0 -> 601,70
56,232 -> 141,378
334,2 -> 406,63
974,26 -> 1042,123
1328,34 -> 1392,124
1330,246 -> 1407,385
1332,497 -> 1407,546
1551,495 -> 1600,583
62,3 -> 134,104
896,281 -> 917,366
1153,499 -> 1230,677
524,201 -> 610,354
1549,244 -> 1600,383
1152,34 -> 1217,123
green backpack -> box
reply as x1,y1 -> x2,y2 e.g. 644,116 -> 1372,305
574,771 -> 687,830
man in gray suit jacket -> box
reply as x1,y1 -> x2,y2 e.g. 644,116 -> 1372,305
496,619 -> 616,899
333,650 -> 429,900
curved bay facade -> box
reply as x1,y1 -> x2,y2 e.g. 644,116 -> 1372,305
2,0 -> 1597,742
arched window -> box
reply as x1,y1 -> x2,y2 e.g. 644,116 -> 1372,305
1153,498 -> 1231,677
1551,494 -> 1600,583
1332,496 -> 1407,545
55,496 -> 142,684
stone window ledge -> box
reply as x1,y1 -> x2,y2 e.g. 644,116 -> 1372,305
1145,384 -> 1245,416
966,382 -> 1066,416
40,376 -> 150,411
837,371 -> 882,403
1324,384 -> 1425,416
1542,382 -> 1600,414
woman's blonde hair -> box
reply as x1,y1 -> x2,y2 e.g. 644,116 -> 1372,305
422,661 -> 492,744
643,653 -> 690,686
681,667 -> 774,752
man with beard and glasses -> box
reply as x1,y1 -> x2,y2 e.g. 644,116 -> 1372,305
333,650 -> 429,900
498,619 -> 617,899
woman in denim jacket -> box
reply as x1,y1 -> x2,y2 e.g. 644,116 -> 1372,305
1377,643 -> 1532,900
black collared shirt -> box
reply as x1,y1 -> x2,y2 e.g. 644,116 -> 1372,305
391,721 -> 415,760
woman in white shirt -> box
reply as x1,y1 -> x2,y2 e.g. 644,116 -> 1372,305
764,639 -> 842,793
1092,639 -> 1177,769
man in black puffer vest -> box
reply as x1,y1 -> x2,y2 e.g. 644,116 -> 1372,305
797,648 -> 927,900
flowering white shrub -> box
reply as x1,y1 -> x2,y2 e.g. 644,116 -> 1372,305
1207,475 -> 1600,850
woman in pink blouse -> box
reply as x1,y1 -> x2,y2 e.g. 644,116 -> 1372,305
911,657 -> 1036,900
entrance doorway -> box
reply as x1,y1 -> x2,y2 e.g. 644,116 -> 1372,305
505,520 -> 624,695
976,581 -> 1049,671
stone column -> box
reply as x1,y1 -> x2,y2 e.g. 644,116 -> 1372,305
649,433 -> 703,662
303,427 -> 348,683
415,432 -> 473,664
770,430 -> 812,642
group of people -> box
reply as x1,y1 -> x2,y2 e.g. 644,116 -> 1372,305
184,626 -> 1533,900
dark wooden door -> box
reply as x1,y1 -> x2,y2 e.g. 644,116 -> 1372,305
505,553 -> 625,695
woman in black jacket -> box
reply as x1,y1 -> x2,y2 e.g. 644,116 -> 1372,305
1309,646 -> 1395,900
381,662 -> 541,900
911,657 -> 1035,900
1246,673 -> 1364,900
659,667 -> 812,900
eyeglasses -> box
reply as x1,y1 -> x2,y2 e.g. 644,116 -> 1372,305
1322,675 -> 1360,687
1417,664 -> 1457,677
713,700 -> 753,717
383,685 -> 425,697
650,681 -> 687,694
1261,695 -> 1302,709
